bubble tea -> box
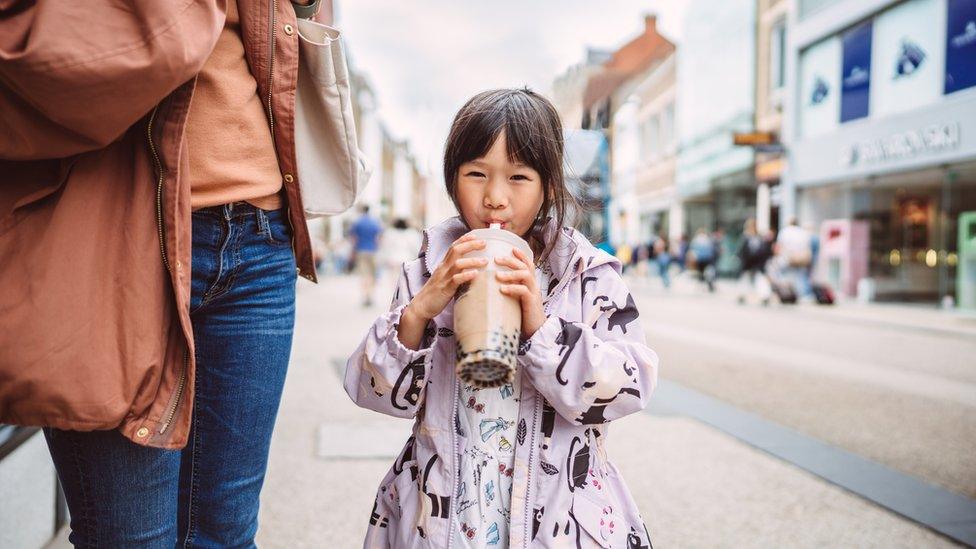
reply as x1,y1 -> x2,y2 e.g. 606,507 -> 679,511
454,224 -> 534,388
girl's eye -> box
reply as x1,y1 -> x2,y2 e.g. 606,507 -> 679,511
510,174 -> 530,182
465,171 -> 486,178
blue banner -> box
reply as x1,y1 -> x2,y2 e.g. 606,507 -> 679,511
841,21 -> 872,122
945,0 -> 976,95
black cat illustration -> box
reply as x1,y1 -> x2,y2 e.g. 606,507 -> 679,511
555,319 -> 584,385
540,401 -> 556,450
420,455 -> 449,520
628,525 -> 652,548
593,293 -> 639,334
575,387 -> 641,424
392,436 -> 417,477
369,499 -> 388,528
532,506 -> 545,540
566,433 -> 591,492
391,356 -> 425,411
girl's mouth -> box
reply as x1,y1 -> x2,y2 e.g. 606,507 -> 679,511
484,220 -> 509,230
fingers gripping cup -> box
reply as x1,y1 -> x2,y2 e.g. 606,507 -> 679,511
454,224 -> 534,388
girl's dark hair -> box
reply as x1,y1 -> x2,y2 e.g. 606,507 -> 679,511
443,88 -> 576,264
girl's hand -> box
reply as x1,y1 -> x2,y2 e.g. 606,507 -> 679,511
407,234 -> 487,322
495,247 -> 546,339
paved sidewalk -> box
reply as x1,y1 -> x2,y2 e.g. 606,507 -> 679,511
626,271 -> 976,340
255,274 -> 958,547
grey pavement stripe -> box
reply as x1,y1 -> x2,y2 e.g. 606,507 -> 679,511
648,379 -> 976,547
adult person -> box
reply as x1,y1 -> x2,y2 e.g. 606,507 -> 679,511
0,1 -> 344,546
349,204 -> 383,307
736,218 -> 773,305
775,217 -> 815,300
378,217 -> 422,276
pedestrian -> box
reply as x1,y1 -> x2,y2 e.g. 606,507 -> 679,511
349,204 -> 384,307
0,1 -> 352,547
379,217 -> 423,278
344,88 -> 659,548
653,232 -> 672,289
736,219 -> 772,305
689,228 -> 717,292
775,217 -> 814,300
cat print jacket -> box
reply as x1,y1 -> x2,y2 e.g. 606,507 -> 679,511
344,216 -> 660,548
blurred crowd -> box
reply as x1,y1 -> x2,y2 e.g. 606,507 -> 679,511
613,217 -> 829,306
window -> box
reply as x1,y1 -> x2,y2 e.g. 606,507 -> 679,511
770,18 -> 787,94
662,103 -> 675,152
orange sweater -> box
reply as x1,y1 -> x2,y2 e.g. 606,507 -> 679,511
186,0 -> 282,211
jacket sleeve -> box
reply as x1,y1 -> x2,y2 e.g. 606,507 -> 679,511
344,262 -> 437,419
0,1 -> 226,160
519,263 -> 659,425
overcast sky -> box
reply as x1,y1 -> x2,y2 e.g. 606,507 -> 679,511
337,1 -> 691,180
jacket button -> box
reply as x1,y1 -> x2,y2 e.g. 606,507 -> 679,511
283,173 -> 295,183
283,23 -> 294,36
136,427 -> 149,438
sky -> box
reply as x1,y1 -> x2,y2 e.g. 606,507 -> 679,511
336,1 -> 691,182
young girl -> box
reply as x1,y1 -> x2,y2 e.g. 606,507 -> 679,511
345,88 -> 659,549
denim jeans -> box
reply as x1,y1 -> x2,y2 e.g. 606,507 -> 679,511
44,202 -> 297,548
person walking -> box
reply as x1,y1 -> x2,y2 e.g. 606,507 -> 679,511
775,217 -> 814,301
0,1 -> 352,546
349,204 -> 384,307
379,218 -> 422,271
736,219 -> 773,305
653,232 -> 672,289
689,228 -> 717,292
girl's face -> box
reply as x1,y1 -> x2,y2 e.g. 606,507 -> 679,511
455,131 -> 545,237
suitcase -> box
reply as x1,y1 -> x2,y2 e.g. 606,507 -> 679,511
772,280 -> 797,304
812,282 -> 835,305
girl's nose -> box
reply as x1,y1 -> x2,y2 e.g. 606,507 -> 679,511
483,180 -> 508,209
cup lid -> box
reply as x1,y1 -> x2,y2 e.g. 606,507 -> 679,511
467,224 -> 534,262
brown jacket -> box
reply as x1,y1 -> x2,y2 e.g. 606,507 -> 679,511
0,0 -> 319,449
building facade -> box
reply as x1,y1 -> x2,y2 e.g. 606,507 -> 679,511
785,0 -> 976,303
676,0 -> 758,273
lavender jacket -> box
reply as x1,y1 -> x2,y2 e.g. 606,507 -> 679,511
345,217 -> 660,548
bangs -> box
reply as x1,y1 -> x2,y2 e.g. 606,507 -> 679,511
449,92 -> 553,173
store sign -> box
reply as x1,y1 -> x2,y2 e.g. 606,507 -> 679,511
841,21 -> 873,122
945,0 -> 976,94
841,122 -> 960,166
871,0 -> 944,117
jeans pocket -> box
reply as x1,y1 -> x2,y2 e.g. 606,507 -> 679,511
258,208 -> 292,246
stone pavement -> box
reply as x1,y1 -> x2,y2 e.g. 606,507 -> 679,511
254,274 -> 959,548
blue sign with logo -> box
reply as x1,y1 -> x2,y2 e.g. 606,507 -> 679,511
841,21 -> 872,122
946,0 -> 976,94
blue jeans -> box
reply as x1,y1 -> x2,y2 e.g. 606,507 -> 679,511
44,202 -> 297,548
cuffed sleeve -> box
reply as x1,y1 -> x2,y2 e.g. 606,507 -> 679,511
344,266 -> 436,418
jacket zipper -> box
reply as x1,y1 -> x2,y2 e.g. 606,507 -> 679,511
522,395 -> 541,548
447,376 -> 461,548
267,0 -> 278,139
159,351 -> 189,434
148,106 -> 170,272
147,105 -> 188,435
518,257 -> 575,546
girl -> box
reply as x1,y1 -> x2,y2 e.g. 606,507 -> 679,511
345,88 -> 659,548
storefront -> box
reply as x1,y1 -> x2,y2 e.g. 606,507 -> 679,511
789,0 -> 976,303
